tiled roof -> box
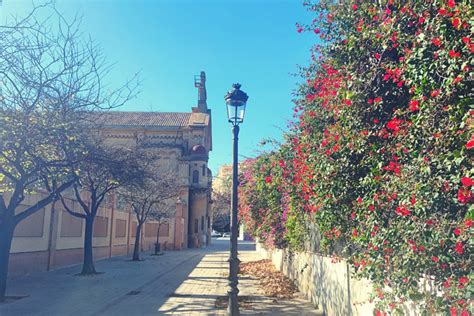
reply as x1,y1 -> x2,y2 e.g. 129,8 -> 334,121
96,111 -> 193,127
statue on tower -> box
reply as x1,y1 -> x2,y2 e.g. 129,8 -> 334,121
194,71 -> 207,112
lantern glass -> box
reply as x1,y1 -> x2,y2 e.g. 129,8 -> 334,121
226,100 -> 246,125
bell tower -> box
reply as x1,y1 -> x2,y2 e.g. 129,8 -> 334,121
194,71 -> 208,113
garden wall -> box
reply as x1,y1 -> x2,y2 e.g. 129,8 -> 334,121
256,242 -> 373,315
257,243 -> 433,315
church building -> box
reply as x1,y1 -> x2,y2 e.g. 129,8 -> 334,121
7,72 -> 213,275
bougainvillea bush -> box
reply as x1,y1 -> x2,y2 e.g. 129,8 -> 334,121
239,0 -> 473,314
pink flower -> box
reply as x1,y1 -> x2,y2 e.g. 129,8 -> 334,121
374,53 -> 381,60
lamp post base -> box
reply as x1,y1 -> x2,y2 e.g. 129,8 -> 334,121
227,256 -> 240,315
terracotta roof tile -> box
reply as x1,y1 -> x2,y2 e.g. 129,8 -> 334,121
97,111 -> 192,127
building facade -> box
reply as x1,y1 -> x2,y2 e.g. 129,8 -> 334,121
7,72 -> 213,275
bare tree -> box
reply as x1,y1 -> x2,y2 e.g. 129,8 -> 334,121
123,169 -> 179,261
0,4 -> 137,299
149,201 -> 176,255
59,137 -> 143,275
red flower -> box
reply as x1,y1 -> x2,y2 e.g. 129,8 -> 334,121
357,197 -> 363,203
352,228 -> 358,237
449,50 -> 460,58
459,276 -> 469,285
444,278 -> 452,288
395,206 -> 411,216
452,18 -> 460,28
265,176 -> 272,183
461,177 -> 473,187
450,307 -> 457,316
431,37 -> 442,47
466,136 -> 474,149
462,37 -> 470,45
374,53 -> 381,60
458,188 -> 472,204
352,4 -> 358,10
386,117 -> 403,131
464,218 -> 473,228
447,0 -> 456,9
430,89 -> 440,97
453,227 -> 461,236
409,100 -> 419,112
432,256 -> 439,262
455,241 -> 464,255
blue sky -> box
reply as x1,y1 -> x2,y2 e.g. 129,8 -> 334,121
1,0 -> 315,174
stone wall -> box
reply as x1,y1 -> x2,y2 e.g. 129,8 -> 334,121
256,243 -> 432,315
256,242 -> 374,316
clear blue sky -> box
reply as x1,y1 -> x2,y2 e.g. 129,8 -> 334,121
1,0 -> 315,174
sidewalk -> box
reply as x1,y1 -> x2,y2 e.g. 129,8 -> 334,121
0,239 -> 321,315
159,240 -> 321,315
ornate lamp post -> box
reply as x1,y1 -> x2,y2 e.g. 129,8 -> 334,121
224,83 -> 248,316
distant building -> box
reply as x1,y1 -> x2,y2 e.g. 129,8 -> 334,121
8,72 -> 212,275
211,165 -> 232,232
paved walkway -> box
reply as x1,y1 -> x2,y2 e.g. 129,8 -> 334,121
0,239 -> 321,315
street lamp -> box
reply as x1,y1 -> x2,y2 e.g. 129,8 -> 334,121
224,83 -> 248,316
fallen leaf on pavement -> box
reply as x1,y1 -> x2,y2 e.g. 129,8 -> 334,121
239,259 -> 297,299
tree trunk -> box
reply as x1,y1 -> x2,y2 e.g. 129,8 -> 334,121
81,217 -> 97,274
155,223 -> 160,255
0,223 -> 15,302
132,222 -> 142,261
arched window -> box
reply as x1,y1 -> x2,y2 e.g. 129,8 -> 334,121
202,164 -> 206,176
192,170 -> 199,184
